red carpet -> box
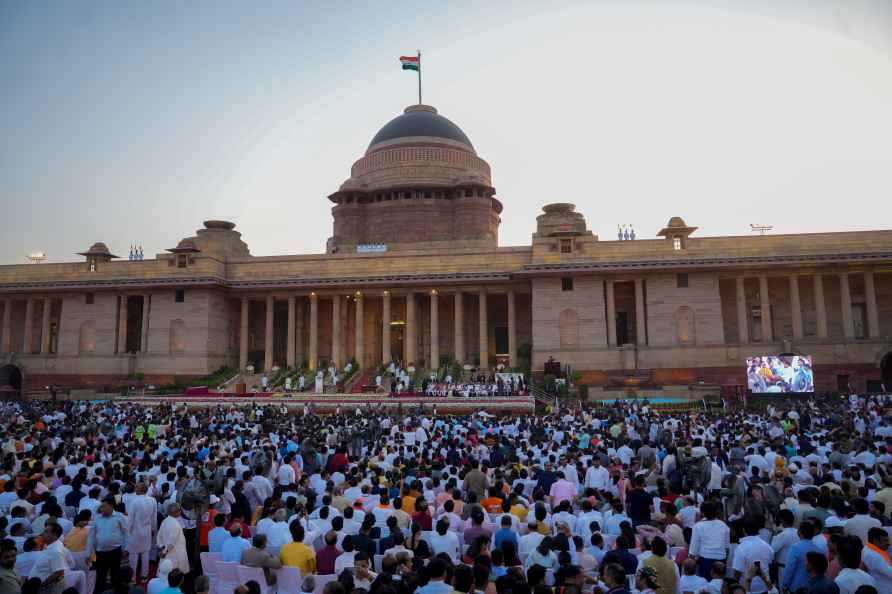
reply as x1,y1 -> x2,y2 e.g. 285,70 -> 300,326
350,373 -> 372,393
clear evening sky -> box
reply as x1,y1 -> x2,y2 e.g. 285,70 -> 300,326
2,1 -> 891,264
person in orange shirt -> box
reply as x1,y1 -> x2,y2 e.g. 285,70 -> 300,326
481,486 -> 504,515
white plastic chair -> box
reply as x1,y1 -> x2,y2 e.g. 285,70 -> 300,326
200,552 -> 221,594
237,565 -> 275,594
216,561 -> 241,594
276,567 -> 302,594
313,574 -> 338,594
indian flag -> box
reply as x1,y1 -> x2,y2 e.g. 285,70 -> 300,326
400,55 -> 420,71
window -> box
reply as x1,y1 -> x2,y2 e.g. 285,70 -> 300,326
85,293 -> 95,305
562,277 -> 574,291
177,255 -> 187,268
559,309 -> 580,347
560,239 -> 573,254
78,320 -> 96,354
89,259 -> 97,272
677,273 -> 689,288
673,237 -> 682,251
175,289 -> 185,303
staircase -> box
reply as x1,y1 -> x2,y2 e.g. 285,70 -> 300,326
349,372 -> 372,394
530,386 -> 556,408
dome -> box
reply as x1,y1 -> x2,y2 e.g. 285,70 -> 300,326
367,105 -> 474,152
77,242 -> 119,259
667,217 -> 687,228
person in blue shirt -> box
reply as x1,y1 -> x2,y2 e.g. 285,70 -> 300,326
416,558 -> 453,594
493,515 -> 518,553
781,521 -> 822,594
207,514 -> 229,553
158,568 -> 186,594
221,524 -> 252,563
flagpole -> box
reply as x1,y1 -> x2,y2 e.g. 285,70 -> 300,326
417,49 -> 422,104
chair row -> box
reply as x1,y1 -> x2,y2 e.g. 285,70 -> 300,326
201,552 -> 339,594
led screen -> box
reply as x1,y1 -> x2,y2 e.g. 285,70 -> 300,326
746,355 -> 814,393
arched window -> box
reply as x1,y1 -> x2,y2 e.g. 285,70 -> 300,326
676,306 -> 695,344
559,308 -> 579,347
170,319 -> 186,354
78,320 -> 96,354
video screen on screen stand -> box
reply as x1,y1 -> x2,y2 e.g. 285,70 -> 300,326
746,355 -> 814,393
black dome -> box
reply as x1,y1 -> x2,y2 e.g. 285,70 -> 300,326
368,105 -> 474,151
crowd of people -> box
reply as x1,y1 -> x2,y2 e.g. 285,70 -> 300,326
0,390 -> 890,594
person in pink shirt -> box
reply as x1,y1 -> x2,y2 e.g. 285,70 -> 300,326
549,471 -> 577,507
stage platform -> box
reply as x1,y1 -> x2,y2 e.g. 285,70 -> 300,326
116,392 -> 536,414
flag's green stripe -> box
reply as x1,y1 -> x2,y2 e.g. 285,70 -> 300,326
402,64 -> 420,71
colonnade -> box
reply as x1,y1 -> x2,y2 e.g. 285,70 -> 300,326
238,289 -> 519,371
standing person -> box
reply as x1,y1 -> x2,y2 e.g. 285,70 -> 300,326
90,498 -> 130,593
157,504 -> 190,573
732,520 -> 774,594
126,482 -> 157,581
834,536 -> 876,594
689,501 -> 730,579
0,539 -> 22,594
862,528 -> 892,592
28,524 -> 67,594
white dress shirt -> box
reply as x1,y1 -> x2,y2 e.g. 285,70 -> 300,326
690,519 -> 730,560
770,527 -> 799,565
731,535 -> 772,593
429,531 -> 461,561
835,568 -> 877,594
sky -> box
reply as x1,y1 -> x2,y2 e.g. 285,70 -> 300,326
2,0 -> 892,264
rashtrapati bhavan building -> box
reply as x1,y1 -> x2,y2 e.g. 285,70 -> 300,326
1,104 -> 892,395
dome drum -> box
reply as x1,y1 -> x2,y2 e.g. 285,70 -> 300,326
328,103 -> 501,252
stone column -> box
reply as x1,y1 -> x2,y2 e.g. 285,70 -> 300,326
736,277 -> 749,344
295,300 -> 304,365
606,280 -> 617,347
332,295 -> 342,368
507,290 -> 517,367
141,295 -> 151,353
840,272 -> 854,339
478,291 -> 488,368
114,296 -> 126,354
239,297 -> 249,369
264,296 -> 274,371
382,291 -> 391,365
790,276 -> 803,340
40,298 -> 52,354
23,298 -> 36,354
634,279 -> 646,346
405,293 -> 417,365
758,276 -> 772,343
430,290 -> 439,370
454,292 -> 465,365
814,274 -> 828,338
865,271 -> 880,339
286,296 -> 296,367
355,292 -> 364,368
309,293 -> 319,369
1,300 -> 11,354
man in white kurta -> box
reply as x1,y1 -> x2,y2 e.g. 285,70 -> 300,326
157,503 -> 189,573
126,483 -> 158,579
